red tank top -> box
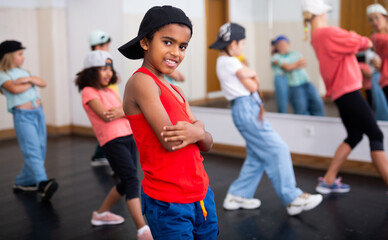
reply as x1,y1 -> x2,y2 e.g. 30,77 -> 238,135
126,67 -> 209,203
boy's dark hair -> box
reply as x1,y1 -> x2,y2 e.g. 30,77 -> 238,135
75,66 -> 117,92
145,23 -> 191,41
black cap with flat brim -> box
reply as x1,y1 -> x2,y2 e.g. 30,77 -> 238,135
118,5 -> 192,60
0,40 -> 25,61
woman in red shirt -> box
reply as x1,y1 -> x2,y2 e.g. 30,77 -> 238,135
302,0 -> 388,195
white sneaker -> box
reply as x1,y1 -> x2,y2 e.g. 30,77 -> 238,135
287,193 -> 323,216
223,193 -> 261,210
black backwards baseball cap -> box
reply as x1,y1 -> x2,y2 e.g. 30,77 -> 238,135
118,5 -> 193,60
0,40 -> 25,61
209,23 -> 245,50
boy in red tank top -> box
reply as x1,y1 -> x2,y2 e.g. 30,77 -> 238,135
118,5 -> 218,239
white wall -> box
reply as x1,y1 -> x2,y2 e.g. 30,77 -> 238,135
67,0 -> 124,127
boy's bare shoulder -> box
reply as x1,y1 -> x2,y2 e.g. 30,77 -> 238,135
127,72 -> 157,90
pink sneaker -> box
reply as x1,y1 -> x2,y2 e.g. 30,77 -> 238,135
137,225 -> 153,240
91,211 -> 125,226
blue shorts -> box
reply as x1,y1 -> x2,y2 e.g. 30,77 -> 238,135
141,187 -> 219,240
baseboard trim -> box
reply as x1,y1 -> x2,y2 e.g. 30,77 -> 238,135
0,125 -> 95,140
0,128 -> 16,141
46,124 -> 72,136
70,125 -> 95,136
210,143 -> 379,177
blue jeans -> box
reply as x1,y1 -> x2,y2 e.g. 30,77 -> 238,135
13,107 -> 48,186
289,82 -> 325,116
371,72 -> 388,121
228,95 -> 303,206
142,187 -> 218,240
274,75 -> 289,113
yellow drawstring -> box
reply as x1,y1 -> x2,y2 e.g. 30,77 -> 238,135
200,200 -> 207,221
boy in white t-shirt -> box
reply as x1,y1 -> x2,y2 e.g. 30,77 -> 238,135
209,22 -> 322,216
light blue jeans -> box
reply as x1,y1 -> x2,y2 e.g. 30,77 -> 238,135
228,93 -> 303,206
371,72 -> 388,121
13,106 -> 48,186
274,75 -> 289,113
289,82 -> 325,116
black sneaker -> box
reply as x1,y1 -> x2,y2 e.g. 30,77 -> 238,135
38,179 -> 58,201
13,184 -> 38,192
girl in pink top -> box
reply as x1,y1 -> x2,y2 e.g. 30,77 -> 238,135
302,0 -> 388,195
75,50 -> 152,240
367,4 -> 388,102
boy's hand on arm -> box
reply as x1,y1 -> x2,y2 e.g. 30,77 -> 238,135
161,121 -> 205,151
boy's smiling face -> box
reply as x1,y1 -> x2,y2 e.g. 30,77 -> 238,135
141,23 -> 191,76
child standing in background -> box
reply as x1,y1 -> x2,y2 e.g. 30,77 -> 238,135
75,50 -> 152,240
119,5 -> 218,239
88,29 -> 119,167
209,22 -> 322,216
272,35 -> 324,116
0,40 -> 58,200
271,39 -> 289,113
302,0 -> 388,194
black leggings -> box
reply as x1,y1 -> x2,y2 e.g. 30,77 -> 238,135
334,90 -> 384,151
102,135 -> 139,200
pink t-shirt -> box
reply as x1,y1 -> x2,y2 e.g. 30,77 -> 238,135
81,86 -> 132,146
370,33 -> 388,88
311,26 -> 370,100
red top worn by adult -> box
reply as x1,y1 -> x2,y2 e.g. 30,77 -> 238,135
311,26 -> 370,100
126,67 -> 209,203
370,33 -> 388,88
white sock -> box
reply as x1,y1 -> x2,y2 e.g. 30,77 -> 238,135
137,225 -> 150,235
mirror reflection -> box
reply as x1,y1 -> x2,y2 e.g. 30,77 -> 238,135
196,0 -> 388,121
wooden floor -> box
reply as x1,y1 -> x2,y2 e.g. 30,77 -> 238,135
0,135 -> 387,240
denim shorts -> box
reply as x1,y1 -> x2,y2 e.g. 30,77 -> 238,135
141,187 -> 219,240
